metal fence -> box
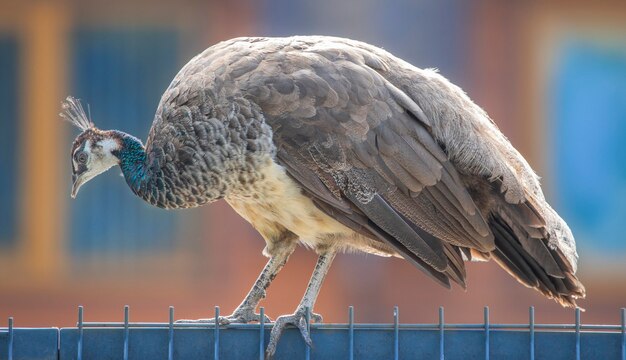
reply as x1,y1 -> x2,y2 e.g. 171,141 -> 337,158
1,306 -> 625,359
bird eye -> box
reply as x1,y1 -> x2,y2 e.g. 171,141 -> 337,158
77,152 -> 88,164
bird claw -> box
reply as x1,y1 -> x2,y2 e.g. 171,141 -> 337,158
176,308 -> 272,325
265,308 -> 322,359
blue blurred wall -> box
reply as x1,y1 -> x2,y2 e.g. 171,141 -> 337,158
69,29 -> 180,257
0,35 -> 19,245
551,40 -> 626,253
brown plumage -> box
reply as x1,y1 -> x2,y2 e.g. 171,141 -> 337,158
188,36 -> 583,305
67,35 -> 585,357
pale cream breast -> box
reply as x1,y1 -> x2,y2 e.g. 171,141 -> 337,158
225,158 -> 397,257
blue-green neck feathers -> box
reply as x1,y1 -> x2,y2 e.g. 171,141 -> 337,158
112,131 -> 174,208
113,132 -> 149,195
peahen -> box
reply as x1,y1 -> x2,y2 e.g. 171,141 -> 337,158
64,36 -> 585,358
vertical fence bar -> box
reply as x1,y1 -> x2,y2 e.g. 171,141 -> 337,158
214,306 -> 220,360
529,307 -> 535,360
77,306 -> 84,360
305,307 -> 311,360
621,308 -> 625,360
7,317 -> 13,360
393,306 -> 399,360
168,307 -> 174,360
259,307 -> 265,360
348,306 -> 354,360
575,308 -> 581,360
123,306 -> 129,360
484,307 -> 490,360
439,307 -> 444,360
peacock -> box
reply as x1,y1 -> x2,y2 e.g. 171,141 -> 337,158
64,36 -> 585,358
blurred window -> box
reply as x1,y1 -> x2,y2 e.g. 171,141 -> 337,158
69,28 -> 180,258
551,39 -> 626,253
261,0 -> 471,86
0,35 -> 19,247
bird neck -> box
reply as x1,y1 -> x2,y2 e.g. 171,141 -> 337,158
112,130 -> 203,209
111,131 -> 151,199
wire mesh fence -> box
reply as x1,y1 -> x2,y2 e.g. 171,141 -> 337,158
1,305 -> 625,359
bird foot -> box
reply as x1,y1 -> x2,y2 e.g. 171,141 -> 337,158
265,308 -> 322,359
176,308 -> 271,325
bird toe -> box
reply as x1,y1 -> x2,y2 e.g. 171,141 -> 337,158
265,308 -> 319,359
175,310 -> 269,325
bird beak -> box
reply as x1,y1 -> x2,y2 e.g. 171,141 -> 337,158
71,174 -> 83,198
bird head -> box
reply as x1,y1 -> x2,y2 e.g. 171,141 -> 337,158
62,97 -> 122,198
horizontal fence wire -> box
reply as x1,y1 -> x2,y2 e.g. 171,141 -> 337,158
1,306 -> 626,359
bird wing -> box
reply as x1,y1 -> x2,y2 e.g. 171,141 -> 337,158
234,38 -> 498,288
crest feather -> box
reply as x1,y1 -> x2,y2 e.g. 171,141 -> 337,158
60,96 -> 94,131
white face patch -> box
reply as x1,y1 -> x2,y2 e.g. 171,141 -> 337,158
99,138 -> 120,155
90,138 -> 121,173
76,138 -> 121,185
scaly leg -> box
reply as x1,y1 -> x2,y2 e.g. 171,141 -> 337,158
177,244 -> 295,325
265,251 -> 336,359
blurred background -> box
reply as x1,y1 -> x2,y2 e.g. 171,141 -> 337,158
0,0 -> 625,327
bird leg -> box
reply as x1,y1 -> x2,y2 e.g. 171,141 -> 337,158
176,244 -> 295,325
265,251 -> 336,359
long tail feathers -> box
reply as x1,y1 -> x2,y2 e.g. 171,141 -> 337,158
489,214 -> 585,308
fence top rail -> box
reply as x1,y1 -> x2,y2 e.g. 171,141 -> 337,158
28,322 -> 617,332
2,305 -> 625,332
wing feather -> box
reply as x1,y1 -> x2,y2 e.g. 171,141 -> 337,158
346,193 -> 448,271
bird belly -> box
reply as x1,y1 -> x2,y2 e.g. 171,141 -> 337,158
225,159 -> 397,256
